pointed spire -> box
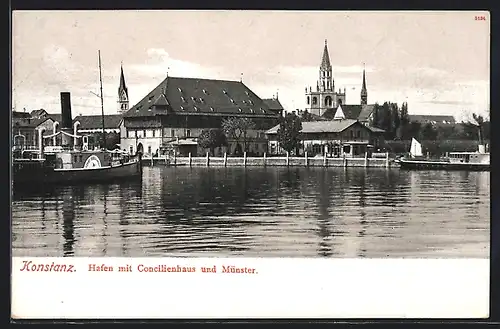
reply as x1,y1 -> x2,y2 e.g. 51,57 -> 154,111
362,63 -> 367,90
119,62 -> 128,98
321,39 -> 331,69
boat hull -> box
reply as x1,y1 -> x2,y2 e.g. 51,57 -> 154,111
396,159 -> 489,171
12,159 -> 143,187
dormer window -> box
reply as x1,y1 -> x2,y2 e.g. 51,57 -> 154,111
180,106 -> 184,110
181,96 -> 186,103
230,99 -> 235,104
194,106 -> 198,111
238,108 -> 242,112
210,107 -> 214,112
148,108 -> 152,111
245,91 -> 249,96
249,100 -> 253,105
203,89 -> 208,95
178,88 -> 182,93
191,96 -> 196,102
148,95 -> 154,102
199,98 -> 204,103
250,108 -> 254,113
260,108 -> 265,113
223,90 -> 227,94
242,100 -> 246,104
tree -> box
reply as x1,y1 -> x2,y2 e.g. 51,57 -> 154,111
277,113 -> 302,155
420,123 -> 437,140
301,110 -> 314,122
197,128 -> 228,155
471,113 -> 485,144
221,117 -> 256,154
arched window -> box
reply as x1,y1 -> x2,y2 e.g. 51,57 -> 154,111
337,98 -> 343,105
312,97 -> 318,105
307,96 -> 310,105
325,96 -> 332,107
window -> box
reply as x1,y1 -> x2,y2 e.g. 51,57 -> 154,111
137,130 -> 144,138
130,146 -> 133,154
325,96 -> 332,107
74,155 -> 78,162
79,155 -> 83,162
127,130 -> 135,138
146,129 -> 154,138
181,97 -> 186,103
356,130 -> 361,138
152,130 -> 156,138
171,129 -> 175,137
203,89 -> 208,94
194,106 -> 198,111
191,96 -> 196,102
312,97 -> 317,105
210,107 -> 214,112
223,90 -> 227,94
350,131 -> 354,138
200,98 -> 204,103
178,88 -> 182,93
186,130 -> 191,137
307,96 -> 310,105
238,108 -> 242,112
148,145 -> 152,154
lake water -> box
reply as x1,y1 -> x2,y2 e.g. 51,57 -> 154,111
11,166 -> 490,258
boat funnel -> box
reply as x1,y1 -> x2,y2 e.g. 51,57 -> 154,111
478,144 -> 486,153
60,92 -> 73,147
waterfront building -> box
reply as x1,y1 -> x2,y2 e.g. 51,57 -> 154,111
120,74 -> 281,157
12,109 -> 62,148
265,119 -> 385,157
72,114 -> 123,150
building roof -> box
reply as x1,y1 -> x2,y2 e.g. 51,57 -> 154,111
119,64 -> 128,98
12,112 -> 62,128
123,76 -> 278,118
262,98 -> 284,111
73,114 -> 123,130
12,111 -> 31,119
322,104 -> 375,121
409,114 -> 456,124
266,119 -> 360,134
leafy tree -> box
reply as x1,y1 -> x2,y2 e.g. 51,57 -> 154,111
197,128 -> 228,155
301,110 -> 314,122
277,113 -> 302,155
471,113 -> 485,144
221,117 -> 256,153
419,123 -> 437,140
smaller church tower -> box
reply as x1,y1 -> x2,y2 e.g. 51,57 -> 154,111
360,65 -> 368,106
118,63 -> 129,114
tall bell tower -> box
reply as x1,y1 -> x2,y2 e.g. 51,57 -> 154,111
117,63 -> 129,114
360,64 -> 368,106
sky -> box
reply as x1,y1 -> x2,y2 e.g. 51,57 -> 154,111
12,10 -> 490,122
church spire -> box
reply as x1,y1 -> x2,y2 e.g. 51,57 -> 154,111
360,63 -> 368,105
321,39 -> 331,69
119,62 -> 128,98
118,62 -> 129,114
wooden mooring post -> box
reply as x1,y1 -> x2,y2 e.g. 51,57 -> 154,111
343,153 -> 347,167
304,151 -> 308,167
286,151 -> 289,166
385,152 -> 389,168
188,152 -> 192,167
364,151 -> 368,167
323,153 -> 327,167
263,152 -> 267,167
243,152 -> 247,167
206,152 -> 210,167
223,152 -> 227,167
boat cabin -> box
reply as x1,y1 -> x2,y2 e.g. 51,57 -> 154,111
448,152 -> 489,165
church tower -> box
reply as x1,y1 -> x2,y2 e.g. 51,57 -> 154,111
118,63 -> 129,114
360,65 -> 368,106
305,40 -> 346,117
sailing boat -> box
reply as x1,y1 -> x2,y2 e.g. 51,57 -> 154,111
395,137 -> 489,171
12,51 -> 143,187
409,138 -> 423,158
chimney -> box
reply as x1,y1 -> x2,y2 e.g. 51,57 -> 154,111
60,92 -> 72,129
60,92 -> 73,147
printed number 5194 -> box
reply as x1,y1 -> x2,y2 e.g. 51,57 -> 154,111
475,16 -> 486,21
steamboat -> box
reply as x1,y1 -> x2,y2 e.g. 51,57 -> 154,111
12,51 -> 142,187
395,138 -> 490,171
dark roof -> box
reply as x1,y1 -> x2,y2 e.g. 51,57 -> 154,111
123,76 -> 278,118
266,119 -> 359,134
12,114 -> 61,128
409,114 -> 456,124
119,64 -> 128,98
30,109 -> 48,118
322,104 -> 374,121
262,98 -> 284,111
12,111 -> 31,119
73,114 -> 123,129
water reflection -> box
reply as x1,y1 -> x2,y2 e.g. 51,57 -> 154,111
11,167 -> 490,258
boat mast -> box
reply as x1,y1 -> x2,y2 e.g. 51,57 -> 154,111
98,50 -> 106,149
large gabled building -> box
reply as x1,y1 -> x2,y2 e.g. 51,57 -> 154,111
120,75 -> 281,156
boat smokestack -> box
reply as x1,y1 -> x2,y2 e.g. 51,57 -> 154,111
60,92 -> 73,147
478,144 -> 485,153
